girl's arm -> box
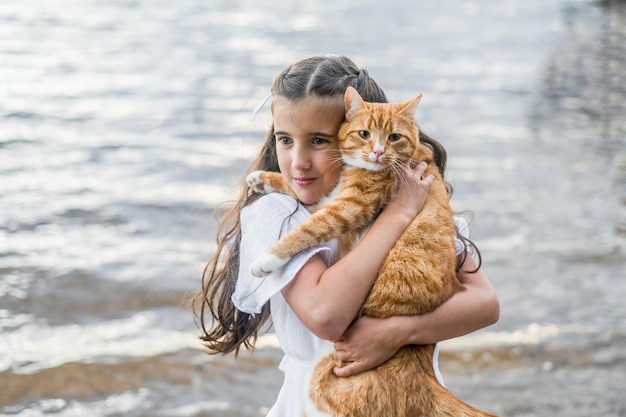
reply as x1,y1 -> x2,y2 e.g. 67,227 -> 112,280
281,163 -> 434,341
332,255 -> 500,377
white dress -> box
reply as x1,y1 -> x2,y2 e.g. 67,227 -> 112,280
232,193 -> 469,416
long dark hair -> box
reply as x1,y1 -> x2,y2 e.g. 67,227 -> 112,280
191,55 -> 476,355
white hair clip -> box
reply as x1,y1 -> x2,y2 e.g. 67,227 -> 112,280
250,92 -> 273,121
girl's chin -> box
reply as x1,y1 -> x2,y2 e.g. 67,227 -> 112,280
295,192 -> 320,206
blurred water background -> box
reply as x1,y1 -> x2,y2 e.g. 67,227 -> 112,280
1,0 -> 625,416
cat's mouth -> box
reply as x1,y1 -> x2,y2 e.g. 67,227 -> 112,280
343,154 -> 387,171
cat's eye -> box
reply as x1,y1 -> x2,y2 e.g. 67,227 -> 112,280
358,130 -> 370,139
388,133 -> 401,142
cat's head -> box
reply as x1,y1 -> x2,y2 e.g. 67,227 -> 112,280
338,86 -> 422,172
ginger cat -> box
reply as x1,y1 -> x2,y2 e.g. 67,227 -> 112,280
246,87 -> 498,417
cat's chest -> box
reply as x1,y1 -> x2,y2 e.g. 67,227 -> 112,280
318,168 -> 359,207
319,183 -> 342,207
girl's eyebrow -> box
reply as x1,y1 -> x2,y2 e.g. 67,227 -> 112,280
311,131 -> 336,138
274,130 -> 336,138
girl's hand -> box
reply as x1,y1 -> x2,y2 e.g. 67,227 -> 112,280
332,315 -> 404,377
384,162 -> 435,221
332,257 -> 500,378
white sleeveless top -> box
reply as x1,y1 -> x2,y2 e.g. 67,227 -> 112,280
232,193 -> 469,417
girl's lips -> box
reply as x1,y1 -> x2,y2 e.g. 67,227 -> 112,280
294,177 -> 315,187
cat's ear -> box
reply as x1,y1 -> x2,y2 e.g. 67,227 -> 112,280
400,93 -> 423,121
344,86 -> 366,119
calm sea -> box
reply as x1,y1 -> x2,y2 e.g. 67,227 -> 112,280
1,0 -> 625,416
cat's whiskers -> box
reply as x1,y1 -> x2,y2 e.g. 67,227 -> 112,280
320,153 -> 345,176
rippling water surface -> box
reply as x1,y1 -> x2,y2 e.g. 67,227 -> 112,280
1,0 -> 625,416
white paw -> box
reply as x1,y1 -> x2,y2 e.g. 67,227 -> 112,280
250,253 -> 289,277
246,170 -> 276,194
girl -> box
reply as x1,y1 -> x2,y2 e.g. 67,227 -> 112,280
193,55 -> 499,415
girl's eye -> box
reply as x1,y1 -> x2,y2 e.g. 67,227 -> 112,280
388,133 -> 401,142
358,130 -> 370,139
277,136 -> 292,145
313,138 -> 328,145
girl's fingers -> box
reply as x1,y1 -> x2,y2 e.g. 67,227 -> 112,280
403,162 -> 434,193
421,173 -> 435,189
333,361 -> 368,378
333,349 -> 349,362
414,161 -> 428,176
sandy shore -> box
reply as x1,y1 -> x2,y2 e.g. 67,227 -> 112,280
3,330 -> 625,416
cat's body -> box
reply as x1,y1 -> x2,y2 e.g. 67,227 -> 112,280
247,87 -> 497,417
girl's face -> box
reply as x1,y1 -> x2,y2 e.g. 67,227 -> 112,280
273,95 -> 345,205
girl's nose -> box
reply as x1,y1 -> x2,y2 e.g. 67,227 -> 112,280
292,147 -> 312,170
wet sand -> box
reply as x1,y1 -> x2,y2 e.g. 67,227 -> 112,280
3,332 -> 625,416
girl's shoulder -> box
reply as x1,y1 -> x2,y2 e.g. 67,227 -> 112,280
453,215 -> 469,238
243,193 -> 304,216
241,193 -> 310,229
246,192 -> 298,210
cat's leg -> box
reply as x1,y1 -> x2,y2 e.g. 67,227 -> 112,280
250,253 -> 289,277
246,170 -> 299,276
246,170 -> 277,194
246,170 -> 297,198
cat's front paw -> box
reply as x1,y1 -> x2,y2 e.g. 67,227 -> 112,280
250,253 -> 289,277
246,170 -> 277,194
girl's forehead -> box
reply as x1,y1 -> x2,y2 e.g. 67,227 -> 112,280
273,95 -> 345,132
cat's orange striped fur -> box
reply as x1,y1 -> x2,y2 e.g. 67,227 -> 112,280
246,87 -> 498,416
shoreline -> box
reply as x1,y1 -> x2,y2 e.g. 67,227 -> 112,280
3,326 -> 625,415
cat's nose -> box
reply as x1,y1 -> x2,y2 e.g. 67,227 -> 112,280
372,143 -> 385,161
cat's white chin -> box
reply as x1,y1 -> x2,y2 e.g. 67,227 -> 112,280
250,253 -> 288,277
342,157 -> 386,171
